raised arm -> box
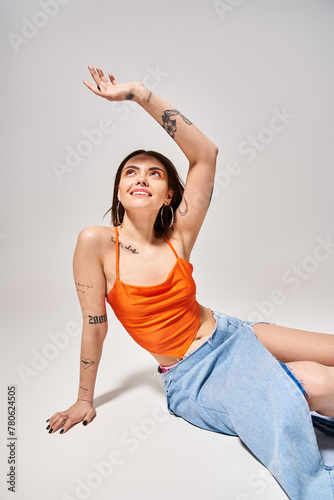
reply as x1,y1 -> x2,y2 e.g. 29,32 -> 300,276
46,227 -> 107,434
84,67 -> 218,251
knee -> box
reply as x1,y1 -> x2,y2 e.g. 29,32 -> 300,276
309,367 -> 333,400
287,361 -> 334,402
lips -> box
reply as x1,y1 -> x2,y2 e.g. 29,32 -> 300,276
130,189 -> 152,196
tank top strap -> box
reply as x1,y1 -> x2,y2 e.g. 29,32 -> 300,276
114,226 -> 120,280
163,234 -> 179,259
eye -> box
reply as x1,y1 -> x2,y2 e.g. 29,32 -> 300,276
124,169 -> 136,176
150,170 -> 162,177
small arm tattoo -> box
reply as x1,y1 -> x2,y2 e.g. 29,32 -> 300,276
161,109 -> 193,139
81,358 -> 95,370
88,314 -> 107,325
110,236 -> 139,254
80,386 -> 88,391
125,93 -> 135,100
76,282 -> 94,294
147,90 -> 152,103
178,197 -> 189,216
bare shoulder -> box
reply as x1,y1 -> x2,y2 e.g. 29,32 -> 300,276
77,225 -> 114,245
76,226 -> 115,258
77,225 -> 111,240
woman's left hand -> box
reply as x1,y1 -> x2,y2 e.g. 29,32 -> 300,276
83,66 -> 143,102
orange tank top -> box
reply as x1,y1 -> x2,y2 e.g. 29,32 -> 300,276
106,227 -> 201,357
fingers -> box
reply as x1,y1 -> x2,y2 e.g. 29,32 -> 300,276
108,73 -> 118,85
82,407 -> 97,427
46,411 -> 70,434
60,416 -> 79,434
88,65 -> 100,83
46,406 -> 97,435
88,65 -> 117,86
94,66 -> 117,86
83,80 -> 101,95
61,407 -> 96,434
85,65 -> 103,93
84,66 -> 117,96
96,67 -> 109,84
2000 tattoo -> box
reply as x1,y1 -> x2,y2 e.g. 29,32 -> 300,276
88,314 -> 107,325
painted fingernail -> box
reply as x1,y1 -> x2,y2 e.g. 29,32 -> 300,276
46,419 -> 50,422
83,420 -> 88,426
46,425 -> 50,430
97,85 -> 101,92
60,429 -> 64,434
49,428 -> 53,433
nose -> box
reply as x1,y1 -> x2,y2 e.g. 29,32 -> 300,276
136,176 -> 148,186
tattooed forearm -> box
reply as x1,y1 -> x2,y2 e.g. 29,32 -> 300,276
147,90 -> 152,103
88,314 -> 107,325
161,109 -> 193,139
110,236 -> 139,254
81,357 -> 95,370
80,386 -> 88,391
125,93 -> 135,100
178,197 -> 189,216
165,109 -> 193,125
161,113 -> 177,139
76,282 -> 94,294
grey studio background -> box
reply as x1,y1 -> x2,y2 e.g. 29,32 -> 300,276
1,0 -> 334,499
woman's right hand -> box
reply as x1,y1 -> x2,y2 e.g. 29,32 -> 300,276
46,400 -> 96,435
83,66 -> 144,102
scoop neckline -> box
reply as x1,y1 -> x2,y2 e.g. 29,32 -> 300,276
107,257 -> 192,298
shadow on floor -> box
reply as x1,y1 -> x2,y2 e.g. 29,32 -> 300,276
94,367 -> 164,408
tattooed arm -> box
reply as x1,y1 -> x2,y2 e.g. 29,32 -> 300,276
84,67 -> 218,252
47,227 -> 108,434
134,88 -> 218,251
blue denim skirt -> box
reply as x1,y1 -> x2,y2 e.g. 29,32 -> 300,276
158,311 -> 334,500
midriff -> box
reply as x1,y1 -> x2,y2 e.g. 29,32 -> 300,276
150,304 -> 216,367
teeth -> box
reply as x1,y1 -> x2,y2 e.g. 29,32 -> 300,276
132,191 -> 149,195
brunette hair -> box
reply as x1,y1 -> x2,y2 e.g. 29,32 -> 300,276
104,150 -> 184,237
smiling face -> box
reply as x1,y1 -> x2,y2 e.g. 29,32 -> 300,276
109,149 -> 184,236
118,154 -> 174,213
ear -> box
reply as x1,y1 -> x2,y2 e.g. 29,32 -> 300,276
117,186 -> 120,201
164,189 -> 174,205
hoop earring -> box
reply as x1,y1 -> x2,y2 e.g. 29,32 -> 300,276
116,201 -> 121,226
160,204 -> 174,229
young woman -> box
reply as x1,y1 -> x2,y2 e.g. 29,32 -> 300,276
47,66 -> 334,499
